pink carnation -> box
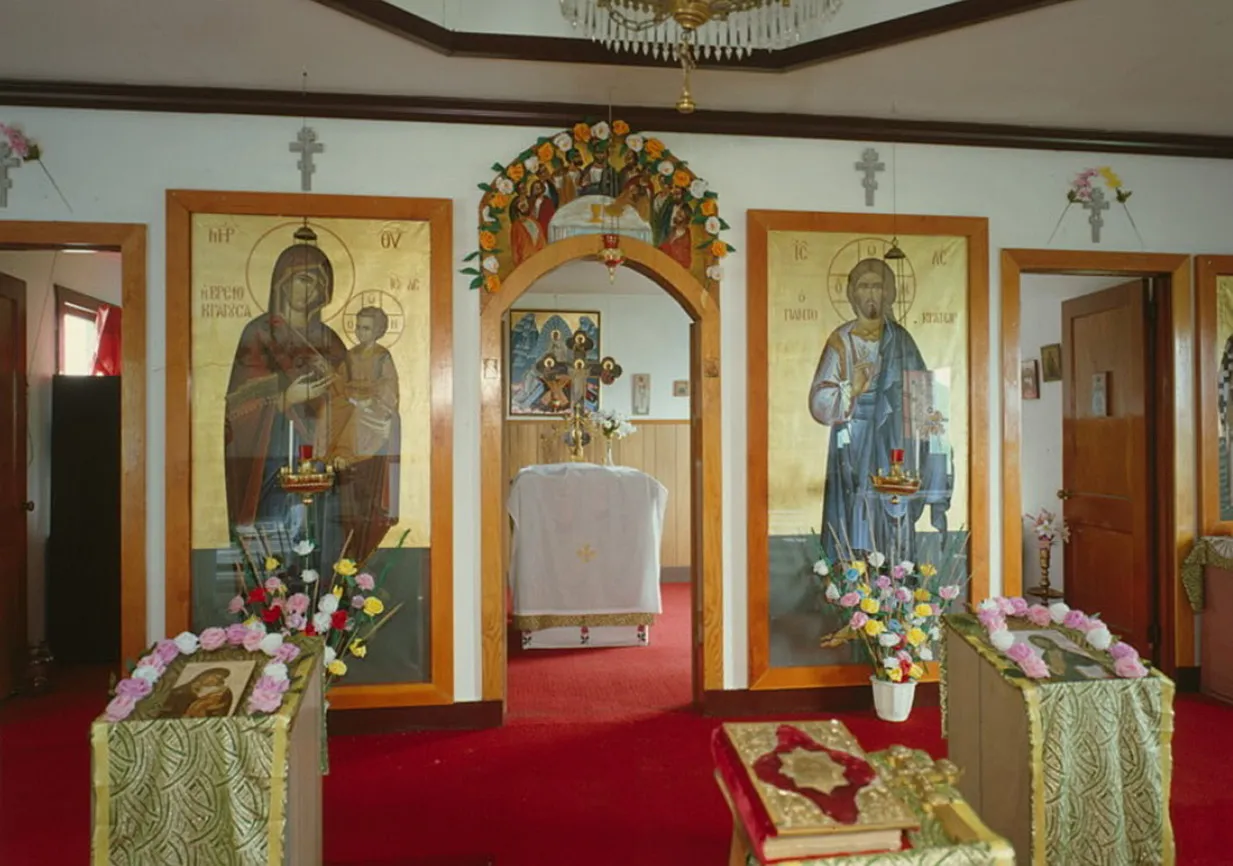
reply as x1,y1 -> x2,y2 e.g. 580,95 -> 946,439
154,639 -> 180,665
264,577 -> 285,594
226,623 -> 249,645
939,585 -> 960,601
285,593 -> 310,616
137,653 -> 166,674
1025,605 -> 1052,627
875,575 -> 892,591
247,687 -> 283,714
890,565 -> 907,580
895,587 -> 913,603
839,592 -> 860,608
254,675 -> 291,694
977,609 -> 1006,632
242,628 -> 265,652
115,677 -> 152,700
285,613 -> 306,631
104,693 -> 137,722
1020,656 -> 1051,679
351,594 -> 365,609
1008,597 -> 1029,616
356,573 -> 375,591
1109,642 -> 1138,661
227,595 -> 245,615
995,597 -> 1015,616
1006,642 -> 1033,663
199,627 -> 227,651
1062,610 -> 1090,631
1113,655 -> 1148,678
849,611 -> 868,629
273,642 -> 301,664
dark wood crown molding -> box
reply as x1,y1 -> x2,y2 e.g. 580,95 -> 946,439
3,78 -> 1233,160
307,0 -> 1077,72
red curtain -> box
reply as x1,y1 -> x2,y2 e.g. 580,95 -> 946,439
91,304 -> 122,376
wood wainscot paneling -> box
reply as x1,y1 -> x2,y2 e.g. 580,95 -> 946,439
505,419 -> 691,568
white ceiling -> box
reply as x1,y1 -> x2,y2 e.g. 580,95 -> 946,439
1,0 -> 1231,135
513,259 -> 666,297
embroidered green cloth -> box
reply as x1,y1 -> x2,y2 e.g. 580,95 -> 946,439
942,614 -> 1175,866
90,638 -> 323,866
1180,535 -> 1233,611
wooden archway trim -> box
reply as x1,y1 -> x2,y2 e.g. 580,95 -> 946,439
479,234 -> 724,703
0,221 -> 147,665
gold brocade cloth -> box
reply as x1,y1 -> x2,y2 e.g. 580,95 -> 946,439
1180,535 -> 1233,611
90,639 -> 323,866
942,615 -> 1175,866
734,747 -> 1014,866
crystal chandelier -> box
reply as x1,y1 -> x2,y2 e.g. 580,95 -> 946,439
560,1 -> 844,111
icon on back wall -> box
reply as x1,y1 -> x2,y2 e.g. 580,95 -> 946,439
1021,359 -> 1040,401
631,373 -> 650,416
672,379 -> 690,397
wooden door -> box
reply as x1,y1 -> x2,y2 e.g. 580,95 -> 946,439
0,272 -> 27,698
1060,280 -> 1153,654
690,320 -> 703,707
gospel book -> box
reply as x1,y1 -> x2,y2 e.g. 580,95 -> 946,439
712,720 -> 918,862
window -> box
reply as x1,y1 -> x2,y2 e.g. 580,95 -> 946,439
55,285 -> 102,376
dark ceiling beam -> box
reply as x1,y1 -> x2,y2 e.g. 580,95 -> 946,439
306,0 -> 1078,72
2,78 -> 1232,160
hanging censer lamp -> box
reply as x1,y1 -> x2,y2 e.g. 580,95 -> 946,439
279,444 -> 336,505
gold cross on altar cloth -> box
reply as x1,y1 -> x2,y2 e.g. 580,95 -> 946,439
577,544 -> 597,563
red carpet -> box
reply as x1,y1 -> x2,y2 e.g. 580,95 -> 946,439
3,584 -> 1232,865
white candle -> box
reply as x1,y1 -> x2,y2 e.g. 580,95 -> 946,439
288,420 -> 294,469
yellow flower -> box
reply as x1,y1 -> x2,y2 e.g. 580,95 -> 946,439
264,556 -> 279,572
335,558 -> 357,577
1099,166 -> 1122,188
888,666 -> 904,682
857,583 -> 872,596
478,230 -> 497,251
489,193 -> 510,209
906,627 -> 927,646
612,119 -> 630,136
645,138 -> 665,158
851,561 -> 867,575
908,664 -> 924,680
914,589 -> 931,602
507,163 -> 525,182
349,640 -> 368,659
363,597 -> 385,616
672,169 -> 691,189
572,122 -> 591,142
914,603 -> 933,618
864,619 -> 885,637
700,198 -> 718,216
483,274 -> 501,293
919,563 -> 937,577
332,585 -> 344,599
536,142 -> 555,164
327,659 -> 347,677
243,616 -> 259,628
860,597 -> 880,615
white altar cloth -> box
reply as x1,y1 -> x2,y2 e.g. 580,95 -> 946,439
508,463 -> 667,638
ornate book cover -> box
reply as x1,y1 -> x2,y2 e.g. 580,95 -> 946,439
717,720 -> 918,837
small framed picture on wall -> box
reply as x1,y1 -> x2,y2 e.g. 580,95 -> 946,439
631,373 -> 651,415
1041,343 -> 1062,382
1021,359 -> 1040,400
672,379 -> 690,397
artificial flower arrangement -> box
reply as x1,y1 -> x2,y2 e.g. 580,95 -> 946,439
974,597 -> 1149,680
102,627 -> 305,723
463,118 -> 733,293
588,407 -> 637,441
1025,507 -> 1069,549
0,121 -> 71,210
1048,165 -> 1142,246
815,529 -> 970,684
227,529 -> 406,691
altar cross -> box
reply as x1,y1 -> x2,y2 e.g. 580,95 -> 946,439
0,143 -> 20,208
855,147 -> 885,207
1082,186 -> 1110,243
289,125 -> 324,192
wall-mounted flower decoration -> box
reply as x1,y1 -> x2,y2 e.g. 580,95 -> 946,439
1049,165 -> 1141,246
0,121 -> 71,210
462,119 -> 733,293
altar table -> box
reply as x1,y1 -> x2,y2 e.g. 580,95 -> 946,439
1180,535 -> 1233,703
508,462 -> 666,648
943,614 -> 1174,866
90,639 -> 324,865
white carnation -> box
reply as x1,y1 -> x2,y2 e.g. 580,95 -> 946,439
625,134 -> 644,152
482,255 -> 500,274
689,178 -> 708,198
523,155 -> 539,172
263,661 -> 289,683
978,599 -> 1000,612
657,160 -> 675,177
868,551 -> 886,568
704,216 -> 721,235
301,569 -> 319,584
259,633 -> 284,656
929,627 -> 940,641
1086,626 -> 1113,651
824,583 -> 839,602
323,646 -> 337,666
495,176 -> 515,195
878,632 -> 899,647
898,560 -> 914,573
989,629 -> 1015,652
553,132 -> 572,152
318,594 -> 339,615
313,612 -> 332,634
293,539 -> 315,556
1049,602 -> 1070,624
591,121 -> 610,140
813,559 -> 830,577
173,632 -> 199,655
882,656 -> 899,670
919,647 -> 934,662
706,264 -> 723,281
133,665 -> 161,684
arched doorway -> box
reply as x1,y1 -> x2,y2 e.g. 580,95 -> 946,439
477,233 -> 723,710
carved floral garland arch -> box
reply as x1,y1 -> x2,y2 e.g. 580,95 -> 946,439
462,119 -> 734,293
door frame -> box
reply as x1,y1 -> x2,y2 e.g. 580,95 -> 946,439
0,222 -> 147,666
1000,249 -> 1192,675
478,233 -> 723,709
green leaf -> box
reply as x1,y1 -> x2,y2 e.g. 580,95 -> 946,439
727,244 -> 738,253
695,240 -> 712,250
470,276 -> 484,290
718,218 -> 730,230
462,250 -> 480,262
704,190 -> 718,199
491,162 -> 506,174
461,267 -> 481,276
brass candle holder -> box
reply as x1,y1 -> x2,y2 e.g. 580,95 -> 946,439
869,448 -> 921,504
1026,544 -> 1065,601
278,447 -> 336,504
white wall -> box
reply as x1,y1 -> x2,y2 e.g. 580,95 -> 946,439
1017,274 -> 1127,592
0,250 -> 123,641
513,290 -> 691,421
1,106 -> 1231,696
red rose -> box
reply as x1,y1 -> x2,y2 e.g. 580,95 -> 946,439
247,587 -> 266,604
331,611 -> 348,630
305,625 -> 317,636
262,607 -> 281,624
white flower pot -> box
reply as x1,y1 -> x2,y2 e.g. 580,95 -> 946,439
870,676 -> 917,723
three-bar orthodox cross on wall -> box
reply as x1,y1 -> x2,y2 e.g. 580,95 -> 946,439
0,142 -> 20,208
534,331 -> 623,459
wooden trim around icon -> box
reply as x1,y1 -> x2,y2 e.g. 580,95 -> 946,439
0,221 -> 147,665
164,190 -> 454,707
4,79 -> 1233,161
306,0 -> 1075,73
745,210 -> 989,691
1195,256 -> 1233,537
480,234 -> 723,705
1000,249 -> 1194,672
